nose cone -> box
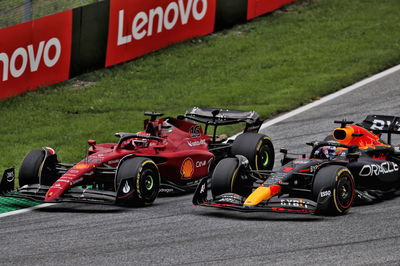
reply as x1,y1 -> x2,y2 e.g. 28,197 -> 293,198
244,185 -> 281,206
45,181 -> 70,201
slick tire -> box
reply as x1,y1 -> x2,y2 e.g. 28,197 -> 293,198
19,150 -> 45,186
231,133 -> 274,171
211,157 -> 253,199
313,165 -> 355,216
115,157 -> 160,206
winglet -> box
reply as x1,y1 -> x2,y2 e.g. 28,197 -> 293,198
192,177 -> 208,205
0,168 -> 15,195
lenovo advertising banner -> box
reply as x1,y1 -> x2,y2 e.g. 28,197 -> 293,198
106,0 -> 216,67
247,0 -> 297,20
0,10 -> 72,99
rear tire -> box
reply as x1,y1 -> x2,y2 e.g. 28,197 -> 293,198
211,158 -> 253,199
231,133 -> 274,171
115,157 -> 160,206
313,165 -> 355,215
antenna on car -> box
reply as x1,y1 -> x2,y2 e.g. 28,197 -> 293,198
144,112 -> 164,121
334,119 -> 354,128
211,109 -> 220,122
211,109 -> 220,142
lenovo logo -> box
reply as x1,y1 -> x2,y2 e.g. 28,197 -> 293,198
0,38 -> 61,82
117,0 -> 208,45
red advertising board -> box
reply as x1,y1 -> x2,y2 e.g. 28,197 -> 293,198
247,0 -> 297,20
106,0 -> 216,67
0,10 -> 72,99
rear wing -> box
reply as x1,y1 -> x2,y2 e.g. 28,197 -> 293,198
359,115 -> 400,144
183,107 -> 262,133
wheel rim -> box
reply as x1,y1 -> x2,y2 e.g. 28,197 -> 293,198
336,174 -> 354,209
145,175 -> 154,191
257,146 -> 270,169
140,167 -> 159,200
261,150 -> 269,167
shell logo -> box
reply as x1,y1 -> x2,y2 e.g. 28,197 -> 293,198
74,164 -> 89,169
181,157 -> 194,179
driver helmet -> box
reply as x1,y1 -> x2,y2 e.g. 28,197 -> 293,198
131,131 -> 150,148
315,146 -> 347,160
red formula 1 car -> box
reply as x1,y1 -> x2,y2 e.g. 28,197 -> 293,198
193,115 -> 400,215
0,108 -> 275,206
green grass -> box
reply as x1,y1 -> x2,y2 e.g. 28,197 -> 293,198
1,0 -> 400,177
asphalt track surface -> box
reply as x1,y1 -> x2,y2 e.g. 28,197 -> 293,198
1,70 -> 400,265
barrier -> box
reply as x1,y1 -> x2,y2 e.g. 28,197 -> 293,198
247,0 -> 297,20
0,0 -> 299,99
105,0 -> 216,67
70,1 -> 110,78
0,10 -> 72,99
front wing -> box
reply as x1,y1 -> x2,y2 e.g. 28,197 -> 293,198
4,184 -> 117,205
193,178 -> 317,215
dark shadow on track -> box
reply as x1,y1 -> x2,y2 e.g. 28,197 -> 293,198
195,210 -> 325,222
35,205 -> 125,214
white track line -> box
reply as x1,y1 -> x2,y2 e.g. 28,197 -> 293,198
2,64 -> 400,218
0,203 -> 55,218
259,64 -> 400,130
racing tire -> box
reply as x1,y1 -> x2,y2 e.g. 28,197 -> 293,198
313,165 -> 355,216
19,150 -> 59,186
231,133 -> 274,171
19,150 -> 45,186
115,157 -> 160,206
211,157 -> 253,199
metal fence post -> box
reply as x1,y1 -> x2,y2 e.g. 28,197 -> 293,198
23,0 -> 32,22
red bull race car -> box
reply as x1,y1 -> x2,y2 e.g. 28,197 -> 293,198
0,107 -> 274,206
193,115 -> 400,215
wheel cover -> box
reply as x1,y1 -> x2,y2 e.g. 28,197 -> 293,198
139,167 -> 159,200
261,150 -> 269,167
145,175 -> 154,191
336,174 -> 353,209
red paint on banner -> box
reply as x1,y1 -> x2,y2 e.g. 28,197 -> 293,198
106,0 -> 216,67
0,10 -> 72,99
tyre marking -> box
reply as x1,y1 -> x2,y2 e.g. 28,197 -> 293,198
230,167 -> 240,192
333,169 -> 354,213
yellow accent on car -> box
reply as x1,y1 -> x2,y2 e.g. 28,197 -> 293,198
244,186 -> 272,206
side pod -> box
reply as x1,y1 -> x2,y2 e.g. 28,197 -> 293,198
0,168 -> 15,195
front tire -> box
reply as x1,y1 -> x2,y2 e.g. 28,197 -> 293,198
115,157 -> 160,206
19,150 -> 44,186
211,157 -> 253,199
231,133 -> 274,171
313,165 -> 355,215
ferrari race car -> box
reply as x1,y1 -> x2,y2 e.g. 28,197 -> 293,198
0,107 -> 274,206
193,115 -> 400,215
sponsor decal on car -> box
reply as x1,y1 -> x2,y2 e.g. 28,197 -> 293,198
74,164 -> 90,169
195,160 -> 206,168
159,188 -> 174,193
5,171 -> 14,182
370,119 -> 400,132
122,181 -> 131,193
320,190 -> 331,198
187,139 -> 206,146
280,199 -> 309,208
181,157 -> 194,178
359,162 -> 399,176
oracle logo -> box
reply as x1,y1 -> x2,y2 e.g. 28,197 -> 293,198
117,0 -> 208,45
0,37 -> 61,82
